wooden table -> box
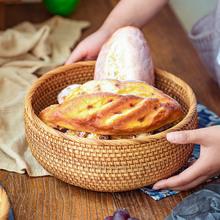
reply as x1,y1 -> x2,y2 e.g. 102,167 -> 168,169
1,1 -> 220,219
0,0 -> 21,29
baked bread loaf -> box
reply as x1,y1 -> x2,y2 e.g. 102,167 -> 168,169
39,79 -> 183,136
0,185 -> 10,220
94,26 -> 155,85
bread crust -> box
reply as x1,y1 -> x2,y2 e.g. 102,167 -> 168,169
39,79 -> 183,135
0,186 -> 10,220
94,26 -> 155,85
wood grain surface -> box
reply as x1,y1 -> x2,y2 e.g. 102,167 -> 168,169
0,1 -> 220,220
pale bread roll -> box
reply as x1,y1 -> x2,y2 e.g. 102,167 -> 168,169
94,26 -> 155,85
58,84 -> 81,104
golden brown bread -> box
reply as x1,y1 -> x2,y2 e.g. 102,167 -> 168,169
94,26 -> 155,85
39,79 -> 184,135
0,186 -> 10,220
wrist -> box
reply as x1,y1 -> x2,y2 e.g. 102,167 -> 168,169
99,19 -> 123,39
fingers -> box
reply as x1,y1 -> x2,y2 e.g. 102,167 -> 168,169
166,126 -> 220,146
153,126 -> 220,191
153,174 -> 209,191
65,28 -> 111,65
152,158 -> 208,191
166,130 -> 200,145
65,46 -> 86,65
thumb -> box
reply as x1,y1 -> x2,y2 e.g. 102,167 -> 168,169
166,127 -> 212,145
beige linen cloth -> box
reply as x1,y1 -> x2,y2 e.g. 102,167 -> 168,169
0,15 -> 90,176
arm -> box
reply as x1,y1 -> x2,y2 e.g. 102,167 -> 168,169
65,0 -> 169,64
153,126 -> 220,191
100,0 -> 169,35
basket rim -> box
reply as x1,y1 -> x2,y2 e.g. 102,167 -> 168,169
24,61 -> 197,145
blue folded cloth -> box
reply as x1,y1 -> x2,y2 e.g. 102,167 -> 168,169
140,103 -> 220,200
0,183 -> 14,220
165,183 -> 220,220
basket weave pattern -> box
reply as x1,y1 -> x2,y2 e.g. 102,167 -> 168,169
24,61 -> 198,192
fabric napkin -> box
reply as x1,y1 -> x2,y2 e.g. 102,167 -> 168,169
0,15 -> 90,176
141,103 -> 220,200
165,183 -> 220,220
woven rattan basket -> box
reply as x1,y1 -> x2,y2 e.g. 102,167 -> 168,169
24,61 -> 198,192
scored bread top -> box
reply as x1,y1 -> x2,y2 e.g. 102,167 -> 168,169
39,79 -> 184,135
94,26 -> 155,85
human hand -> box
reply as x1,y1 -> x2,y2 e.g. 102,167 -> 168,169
65,28 -> 111,64
153,125 -> 220,191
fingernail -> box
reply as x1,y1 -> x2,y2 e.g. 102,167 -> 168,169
166,133 -> 177,142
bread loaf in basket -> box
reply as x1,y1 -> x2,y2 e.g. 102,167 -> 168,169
24,61 -> 198,192
39,79 -> 184,136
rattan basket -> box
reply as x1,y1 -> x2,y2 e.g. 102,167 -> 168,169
24,61 -> 198,192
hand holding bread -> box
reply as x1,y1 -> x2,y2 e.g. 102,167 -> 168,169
40,26 -> 184,139
65,28 -> 111,64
